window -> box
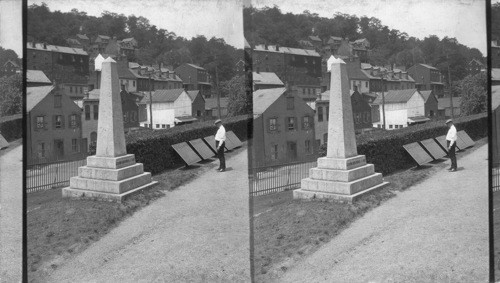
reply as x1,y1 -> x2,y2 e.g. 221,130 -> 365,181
302,116 -> 311,130
54,95 -> 62,108
305,140 -> 311,154
287,117 -> 296,131
37,142 -> 45,158
70,86 -> 73,93
303,88 -> 306,95
389,125 -> 393,129
85,105 -> 91,120
323,133 -> 328,144
36,116 -> 45,129
197,110 -> 201,117
72,139 -> 79,152
93,105 -> 98,119
162,124 -> 166,128
69,114 -> 77,128
365,81 -> 368,88
269,118 -> 277,131
318,106 -> 323,122
286,97 -> 295,110
133,81 -> 136,87
55,115 -> 63,128
326,106 -> 329,121
156,124 -> 160,128
80,87 -> 83,93
271,144 -> 278,160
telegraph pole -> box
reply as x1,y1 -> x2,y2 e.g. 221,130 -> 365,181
214,54 -> 221,119
149,72 -> 153,129
446,53 -> 454,118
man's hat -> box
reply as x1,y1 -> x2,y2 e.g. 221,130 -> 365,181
445,119 -> 453,124
214,119 -> 222,125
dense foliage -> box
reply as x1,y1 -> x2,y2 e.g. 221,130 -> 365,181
493,3 -> 500,41
221,75 -> 252,116
0,46 -> 20,68
319,113 -> 487,175
456,72 -> 487,116
27,3 -> 243,83
125,115 -> 251,174
244,6 -> 484,82
0,74 -> 22,117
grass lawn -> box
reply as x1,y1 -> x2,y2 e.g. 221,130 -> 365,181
252,138 -> 487,283
27,145 -> 244,282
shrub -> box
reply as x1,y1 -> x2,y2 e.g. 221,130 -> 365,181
319,113 -> 487,175
0,114 -> 22,141
125,115 -> 252,174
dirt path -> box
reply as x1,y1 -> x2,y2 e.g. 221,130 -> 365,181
44,149 -> 251,282
279,144 -> 489,283
0,143 -> 23,283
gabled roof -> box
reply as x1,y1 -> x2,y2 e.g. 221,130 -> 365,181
253,87 -> 286,115
27,85 -> 54,112
308,35 -> 322,42
254,44 -> 320,57
122,37 -> 135,42
419,90 -> 435,103
372,89 -> 420,104
98,35 -> 110,40
76,34 -> 89,40
4,59 -> 20,68
329,36 -> 342,41
27,42 -> 87,55
469,58 -> 485,67
416,63 -> 438,70
186,63 -> 205,70
252,72 -> 284,86
27,70 -> 51,84
346,63 -> 369,80
318,90 -> 330,101
142,88 -> 186,103
187,90 -> 203,102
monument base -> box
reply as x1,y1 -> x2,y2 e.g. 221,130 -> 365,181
62,154 -> 158,203
294,155 -> 389,203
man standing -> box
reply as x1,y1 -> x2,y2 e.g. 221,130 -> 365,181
214,119 -> 226,172
446,119 -> 458,172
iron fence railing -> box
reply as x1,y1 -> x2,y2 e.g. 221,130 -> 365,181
250,160 -> 317,196
26,157 -> 87,193
493,164 -> 500,193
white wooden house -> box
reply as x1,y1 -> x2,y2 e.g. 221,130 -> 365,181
140,88 -> 195,129
371,89 -> 428,130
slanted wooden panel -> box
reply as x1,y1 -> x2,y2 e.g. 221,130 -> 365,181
435,135 -> 461,151
226,131 -> 243,148
419,138 -> 447,159
224,135 -> 237,150
457,130 -> 475,148
171,142 -> 202,166
403,142 -> 433,165
204,135 -> 229,152
188,139 -> 215,160
0,134 -> 8,149
454,133 -> 468,149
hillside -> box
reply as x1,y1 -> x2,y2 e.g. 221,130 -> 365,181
27,3 -> 243,82
244,6 -> 485,82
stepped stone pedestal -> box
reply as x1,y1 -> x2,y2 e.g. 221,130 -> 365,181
294,56 -> 388,203
62,57 -> 157,202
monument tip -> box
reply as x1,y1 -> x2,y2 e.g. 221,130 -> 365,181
103,57 -> 116,63
327,55 -> 346,72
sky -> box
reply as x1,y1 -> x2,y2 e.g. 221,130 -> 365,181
0,0 -> 23,56
29,0 -> 245,49
251,0 -> 487,55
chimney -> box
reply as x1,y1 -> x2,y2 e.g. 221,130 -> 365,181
43,42 -> 47,49
264,44 -> 268,50
276,45 -> 279,51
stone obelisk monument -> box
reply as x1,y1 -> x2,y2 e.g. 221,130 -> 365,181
62,58 -> 157,202
294,56 -> 388,202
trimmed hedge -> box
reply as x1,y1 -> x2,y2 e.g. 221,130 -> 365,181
0,114 -> 22,142
125,115 -> 252,174
320,113 -> 487,175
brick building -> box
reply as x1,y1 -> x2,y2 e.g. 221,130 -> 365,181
407,63 -> 445,98
174,63 -> 212,98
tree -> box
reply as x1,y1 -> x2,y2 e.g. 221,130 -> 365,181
457,72 -> 487,116
221,75 -> 251,116
0,74 -> 22,117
